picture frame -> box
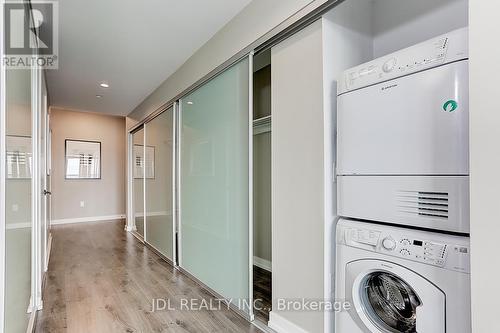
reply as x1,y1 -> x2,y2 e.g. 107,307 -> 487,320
65,139 -> 101,179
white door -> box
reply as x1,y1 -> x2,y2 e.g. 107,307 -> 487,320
345,259 -> 445,333
38,71 -> 51,274
42,101 -> 51,272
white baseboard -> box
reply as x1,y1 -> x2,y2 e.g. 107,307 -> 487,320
5,222 -> 31,230
268,312 -> 309,333
27,309 -> 37,333
125,225 -> 137,232
254,256 -> 272,272
45,233 -> 52,272
134,210 -> 171,218
51,214 -> 126,225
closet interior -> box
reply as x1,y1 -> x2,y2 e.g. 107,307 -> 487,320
253,49 -> 272,324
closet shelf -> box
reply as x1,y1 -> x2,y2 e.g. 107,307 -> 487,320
253,115 -> 271,135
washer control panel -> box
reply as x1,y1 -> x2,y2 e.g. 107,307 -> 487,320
338,27 -> 468,94
341,221 -> 470,273
391,238 -> 448,267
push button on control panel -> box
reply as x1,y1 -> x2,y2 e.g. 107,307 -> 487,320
377,235 -> 450,268
400,249 -> 411,256
400,238 -> 411,246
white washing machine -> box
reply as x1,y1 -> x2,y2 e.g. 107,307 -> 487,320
335,219 -> 471,333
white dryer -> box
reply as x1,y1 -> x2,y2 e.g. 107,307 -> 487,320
335,219 -> 470,333
336,28 -> 469,234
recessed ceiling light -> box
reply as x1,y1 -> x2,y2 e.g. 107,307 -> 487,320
187,101 -> 193,105
99,82 -> 109,88
96,95 -> 102,98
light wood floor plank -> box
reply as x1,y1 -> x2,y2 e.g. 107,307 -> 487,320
35,220 -> 262,333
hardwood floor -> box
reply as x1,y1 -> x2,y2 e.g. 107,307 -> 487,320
35,220 -> 262,333
253,266 -> 272,324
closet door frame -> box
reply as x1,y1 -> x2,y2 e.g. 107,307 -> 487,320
0,6 -> 46,327
172,102 -> 179,266
174,101 -> 180,267
31,56 -> 43,315
176,101 -> 182,268
128,126 -> 145,242
0,1 -> 6,329
248,52 -> 254,322
126,129 -> 136,233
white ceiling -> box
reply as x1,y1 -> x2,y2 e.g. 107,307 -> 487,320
46,0 -> 252,116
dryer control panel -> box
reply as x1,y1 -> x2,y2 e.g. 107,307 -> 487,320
340,220 -> 470,273
338,27 -> 468,94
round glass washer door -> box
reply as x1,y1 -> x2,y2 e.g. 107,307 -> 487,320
361,272 -> 422,333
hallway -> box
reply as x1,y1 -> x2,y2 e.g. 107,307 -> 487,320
35,220 -> 261,333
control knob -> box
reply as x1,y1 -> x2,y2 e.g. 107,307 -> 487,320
382,237 -> 397,251
382,58 -> 397,73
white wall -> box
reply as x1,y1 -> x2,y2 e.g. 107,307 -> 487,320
469,1 -> 500,332
372,0 -> 468,57
271,20 -> 325,333
50,108 -> 126,222
322,1 -> 374,331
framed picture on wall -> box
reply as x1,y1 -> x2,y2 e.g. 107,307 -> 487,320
133,145 -> 155,179
65,139 -> 101,179
6,135 -> 32,179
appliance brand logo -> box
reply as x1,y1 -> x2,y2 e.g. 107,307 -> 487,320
381,84 -> 398,91
443,100 -> 458,112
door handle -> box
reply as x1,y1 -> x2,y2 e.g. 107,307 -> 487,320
43,190 -> 52,195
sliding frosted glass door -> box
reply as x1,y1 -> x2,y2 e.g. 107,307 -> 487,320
4,68 -> 32,333
145,108 -> 174,259
132,128 -> 145,238
180,57 -> 251,314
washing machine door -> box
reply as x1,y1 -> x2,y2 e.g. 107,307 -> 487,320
346,259 -> 445,333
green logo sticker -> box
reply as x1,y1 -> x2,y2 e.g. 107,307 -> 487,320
443,100 -> 458,112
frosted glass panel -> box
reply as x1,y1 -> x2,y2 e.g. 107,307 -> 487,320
180,58 -> 250,310
145,108 -> 174,259
5,68 -> 32,332
133,128 -> 145,237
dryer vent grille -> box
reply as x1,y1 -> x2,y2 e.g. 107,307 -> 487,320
397,191 -> 449,219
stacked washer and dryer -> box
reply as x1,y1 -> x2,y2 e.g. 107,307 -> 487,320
334,28 -> 471,333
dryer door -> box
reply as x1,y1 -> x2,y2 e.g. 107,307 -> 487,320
346,259 -> 445,333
